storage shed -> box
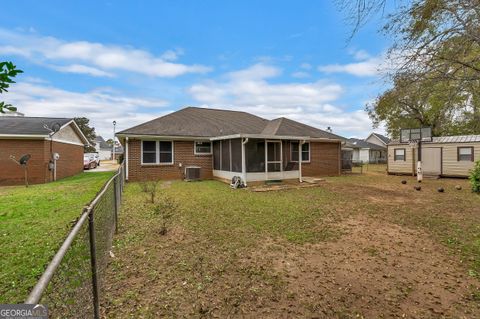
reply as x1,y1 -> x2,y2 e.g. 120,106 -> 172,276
387,135 -> 480,177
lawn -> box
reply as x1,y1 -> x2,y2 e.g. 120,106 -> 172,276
103,171 -> 480,318
0,171 -> 113,303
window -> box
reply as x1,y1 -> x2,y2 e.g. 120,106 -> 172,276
458,147 -> 474,162
194,141 -> 212,155
291,142 -> 310,162
394,148 -> 405,161
141,140 -> 174,164
142,141 -> 157,164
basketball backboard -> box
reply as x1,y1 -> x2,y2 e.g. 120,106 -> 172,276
400,127 -> 432,143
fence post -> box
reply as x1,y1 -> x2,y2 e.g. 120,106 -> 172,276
113,177 -> 118,233
88,208 -> 100,319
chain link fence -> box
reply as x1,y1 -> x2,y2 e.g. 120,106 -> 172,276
25,163 -> 125,319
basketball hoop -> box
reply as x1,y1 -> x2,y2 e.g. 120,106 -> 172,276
400,127 -> 432,183
408,140 -> 418,148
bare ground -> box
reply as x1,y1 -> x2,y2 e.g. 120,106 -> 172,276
101,171 -> 480,318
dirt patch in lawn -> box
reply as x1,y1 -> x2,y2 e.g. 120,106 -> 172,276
263,215 -> 479,318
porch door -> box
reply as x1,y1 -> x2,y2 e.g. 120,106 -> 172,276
266,141 -> 282,177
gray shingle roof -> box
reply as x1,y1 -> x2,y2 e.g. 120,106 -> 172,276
119,107 -> 344,140
119,107 -> 268,137
390,135 -> 480,144
0,116 -> 72,135
348,138 -> 386,150
95,136 -> 110,149
371,133 -> 390,144
262,117 -> 345,140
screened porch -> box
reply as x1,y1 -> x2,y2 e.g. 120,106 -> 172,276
211,137 -> 310,184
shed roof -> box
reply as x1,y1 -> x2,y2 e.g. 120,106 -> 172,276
389,135 -> 480,145
118,107 -> 344,140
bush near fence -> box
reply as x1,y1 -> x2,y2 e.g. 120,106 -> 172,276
25,163 -> 125,319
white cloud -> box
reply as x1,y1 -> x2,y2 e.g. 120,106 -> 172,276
6,79 -> 168,138
51,64 -> 115,77
291,71 -> 310,78
188,63 -> 378,137
318,50 -> 386,77
0,29 -> 211,78
300,63 -> 312,70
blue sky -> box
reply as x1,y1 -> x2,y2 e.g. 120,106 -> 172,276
0,1 -> 391,138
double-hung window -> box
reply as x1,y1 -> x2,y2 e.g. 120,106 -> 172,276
394,148 -> 405,161
291,142 -> 310,162
458,147 -> 474,162
142,140 -> 174,164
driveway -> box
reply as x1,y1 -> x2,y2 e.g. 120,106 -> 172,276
84,160 -> 119,172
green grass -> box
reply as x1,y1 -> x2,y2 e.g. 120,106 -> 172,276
0,172 -> 114,303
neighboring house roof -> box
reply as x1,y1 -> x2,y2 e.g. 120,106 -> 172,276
0,116 -> 90,145
0,116 -> 72,135
118,107 -> 344,140
95,136 -> 111,149
348,138 -> 386,150
390,135 -> 480,145
367,133 -> 390,145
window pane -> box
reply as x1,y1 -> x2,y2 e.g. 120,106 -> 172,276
159,141 -> 172,152
143,152 -> 156,163
159,152 -> 172,163
302,143 -> 309,152
459,147 -> 472,155
213,141 -> 221,170
231,139 -> 242,172
143,141 -> 156,152
221,140 -> 231,171
302,151 -> 309,161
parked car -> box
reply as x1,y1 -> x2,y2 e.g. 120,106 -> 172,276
83,154 -> 97,170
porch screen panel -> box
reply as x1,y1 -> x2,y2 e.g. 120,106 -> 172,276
230,138 -> 242,172
213,141 -> 221,170
246,139 -> 265,172
221,140 -> 231,171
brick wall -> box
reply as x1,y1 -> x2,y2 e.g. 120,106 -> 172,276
0,139 -> 84,185
127,139 -> 213,181
302,141 -> 341,176
49,141 -> 84,181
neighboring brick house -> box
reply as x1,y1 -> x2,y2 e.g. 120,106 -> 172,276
117,107 -> 345,185
0,117 -> 89,185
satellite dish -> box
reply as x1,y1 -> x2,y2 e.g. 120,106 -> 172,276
51,122 -> 61,133
19,154 -> 31,165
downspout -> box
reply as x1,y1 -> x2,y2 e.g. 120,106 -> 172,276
125,137 -> 129,181
299,140 -> 305,183
241,138 -> 249,186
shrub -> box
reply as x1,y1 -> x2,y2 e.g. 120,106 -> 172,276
151,196 -> 178,235
139,179 -> 161,203
469,160 -> 480,193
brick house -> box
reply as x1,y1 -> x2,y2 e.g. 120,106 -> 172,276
0,117 -> 89,185
117,107 -> 345,185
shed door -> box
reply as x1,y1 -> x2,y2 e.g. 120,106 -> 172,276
422,147 -> 441,175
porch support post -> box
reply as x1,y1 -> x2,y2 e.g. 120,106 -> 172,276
299,140 -> 304,183
241,138 -> 248,186
264,139 -> 268,180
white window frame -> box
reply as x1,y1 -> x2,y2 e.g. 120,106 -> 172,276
290,141 -> 310,163
458,146 -> 474,162
194,141 -> 212,155
141,140 -> 174,165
